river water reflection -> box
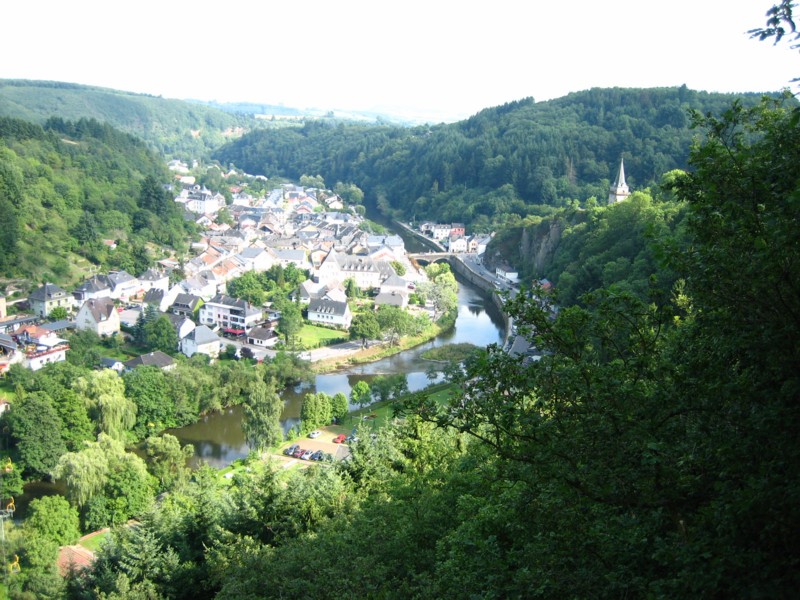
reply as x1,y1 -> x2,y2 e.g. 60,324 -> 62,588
170,276 -> 505,468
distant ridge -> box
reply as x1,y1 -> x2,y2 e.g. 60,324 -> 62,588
0,79 -> 255,158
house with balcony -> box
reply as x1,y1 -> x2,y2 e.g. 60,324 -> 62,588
10,324 -> 70,371
169,293 -> 204,318
199,294 -> 263,335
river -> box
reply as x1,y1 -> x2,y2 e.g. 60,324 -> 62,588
170,275 -> 505,468
16,226 -> 505,512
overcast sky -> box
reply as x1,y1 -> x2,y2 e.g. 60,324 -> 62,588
3,0 -> 797,122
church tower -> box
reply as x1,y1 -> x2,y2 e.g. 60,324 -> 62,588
608,158 -> 630,204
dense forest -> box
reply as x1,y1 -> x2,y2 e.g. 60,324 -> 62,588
213,86 -> 772,231
0,115 -> 193,284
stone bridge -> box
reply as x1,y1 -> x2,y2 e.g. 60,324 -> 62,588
407,252 -> 455,263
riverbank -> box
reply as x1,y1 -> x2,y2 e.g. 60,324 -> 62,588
310,312 -> 457,374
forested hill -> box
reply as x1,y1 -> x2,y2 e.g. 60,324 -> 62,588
0,79 -> 255,158
0,116 -> 191,283
213,86 -> 771,229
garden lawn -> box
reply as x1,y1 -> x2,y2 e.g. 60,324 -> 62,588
298,324 -> 348,349
0,379 -> 15,402
79,530 -> 110,553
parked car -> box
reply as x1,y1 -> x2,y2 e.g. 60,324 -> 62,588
333,434 -> 346,443
301,450 -> 314,460
346,435 -> 360,443
311,450 -> 323,461
308,430 -> 321,439
292,447 -> 305,458
284,444 -> 299,456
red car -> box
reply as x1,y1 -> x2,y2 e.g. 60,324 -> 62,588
333,434 -> 347,444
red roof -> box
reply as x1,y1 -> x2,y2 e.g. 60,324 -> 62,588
57,545 -> 95,576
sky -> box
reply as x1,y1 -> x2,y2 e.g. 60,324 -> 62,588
3,0 -> 798,122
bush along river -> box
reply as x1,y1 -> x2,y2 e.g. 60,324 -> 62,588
169,274 -> 505,468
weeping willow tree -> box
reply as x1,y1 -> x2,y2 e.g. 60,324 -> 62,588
74,369 -> 137,440
53,435 -> 116,507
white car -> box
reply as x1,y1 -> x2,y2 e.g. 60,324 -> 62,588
308,430 -> 321,439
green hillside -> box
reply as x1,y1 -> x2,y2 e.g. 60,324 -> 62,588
0,115 -> 191,285
0,79 -> 255,158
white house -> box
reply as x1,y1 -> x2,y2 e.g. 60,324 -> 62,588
180,325 -> 221,359
307,298 -> 352,329
374,290 -> 409,309
75,298 -> 121,337
138,268 -> 170,295
73,275 -> 112,304
246,325 -> 280,348
199,294 -> 263,334
167,314 -> 196,341
142,285 -> 180,313
185,185 -> 224,214
432,224 -> 452,241
106,271 -> 140,301
317,251 -> 387,290
448,235 -> 468,253
496,267 -> 519,283
236,246 -> 277,272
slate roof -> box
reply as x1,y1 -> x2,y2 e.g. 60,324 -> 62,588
123,351 -> 175,370
41,320 -> 76,332
207,294 -> 261,317
139,268 -> 166,282
381,274 -> 408,289
74,275 -> 111,295
375,290 -> 408,307
81,298 -> 116,323
308,298 -> 349,317
106,271 -> 136,287
143,289 -> 165,305
189,325 -> 220,345
0,333 -> 17,351
247,325 -> 277,341
171,294 -> 203,312
29,282 -> 69,301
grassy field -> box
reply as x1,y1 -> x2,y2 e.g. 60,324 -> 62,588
297,324 -> 348,349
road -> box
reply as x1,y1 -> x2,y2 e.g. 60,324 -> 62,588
222,335 -> 368,364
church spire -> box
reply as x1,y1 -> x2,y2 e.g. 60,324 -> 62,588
608,157 -> 630,204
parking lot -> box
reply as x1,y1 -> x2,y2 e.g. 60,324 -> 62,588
274,429 -> 351,466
